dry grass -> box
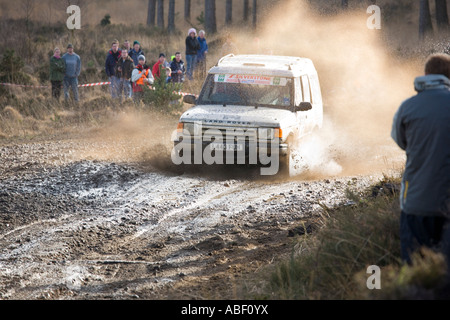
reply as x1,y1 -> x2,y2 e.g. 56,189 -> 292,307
243,176 -> 450,300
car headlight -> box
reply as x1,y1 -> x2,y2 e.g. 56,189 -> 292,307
184,122 -> 195,135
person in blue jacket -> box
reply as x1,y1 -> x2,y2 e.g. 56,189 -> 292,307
62,43 -> 81,103
196,30 -> 208,80
105,40 -> 122,99
129,41 -> 145,66
391,53 -> 450,265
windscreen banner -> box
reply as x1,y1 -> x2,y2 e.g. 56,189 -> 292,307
214,74 -> 288,86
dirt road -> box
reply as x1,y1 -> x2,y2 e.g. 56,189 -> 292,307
0,112 -> 402,300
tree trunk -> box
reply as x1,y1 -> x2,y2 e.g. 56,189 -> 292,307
243,0 -> 249,21
184,0 -> 191,21
252,0 -> 257,30
419,0 -> 434,40
147,0 -> 156,26
168,0 -> 175,33
435,0 -> 449,31
157,0 -> 164,29
225,0 -> 232,25
205,0 -> 217,34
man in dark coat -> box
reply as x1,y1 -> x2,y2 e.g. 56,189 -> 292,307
105,40 -> 122,99
170,52 -> 186,83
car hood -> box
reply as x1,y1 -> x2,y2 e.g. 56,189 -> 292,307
180,104 -> 295,128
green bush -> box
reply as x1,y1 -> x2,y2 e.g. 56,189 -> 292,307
141,76 -> 183,114
0,49 -> 31,84
100,14 -> 111,27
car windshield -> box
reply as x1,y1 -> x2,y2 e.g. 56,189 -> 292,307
197,74 -> 293,109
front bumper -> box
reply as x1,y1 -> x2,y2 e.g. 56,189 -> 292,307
172,137 -> 288,165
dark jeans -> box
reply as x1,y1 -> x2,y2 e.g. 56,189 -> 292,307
186,54 -> 196,80
400,211 -> 450,266
63,77 -> 79,102
51,81 -> 62,100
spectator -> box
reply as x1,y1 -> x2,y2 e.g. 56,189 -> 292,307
170,52 -> 186,83
49,47 -> 66,101
105,40 -> 122,99
62,43 -> 81,103
123,40 -> 131,53
165,67 -> 172,83
196,30 -> 208,80
391,53 -> 450,265
152,53 -> 166,79
131,55 -> 154,104
115,47 -> 135,103
129,40 -> 144,66
185,28 -> 200,81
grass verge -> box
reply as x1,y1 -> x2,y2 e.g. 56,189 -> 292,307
246,176 -> 450,300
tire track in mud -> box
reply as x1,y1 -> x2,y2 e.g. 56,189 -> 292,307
0,138 -> 384,299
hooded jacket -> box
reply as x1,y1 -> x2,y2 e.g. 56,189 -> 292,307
391,74 -> 450,217
129,48 -> 145,66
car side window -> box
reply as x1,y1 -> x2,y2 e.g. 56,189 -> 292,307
301,75 -> 312,103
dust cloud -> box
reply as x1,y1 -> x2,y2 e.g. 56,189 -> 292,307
231,0 -> 421,177
74,110 -> 179,170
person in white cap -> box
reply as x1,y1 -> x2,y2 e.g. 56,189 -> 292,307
131,55 -> 154,104
185,27 -> 200,81
196,30 -> 208,80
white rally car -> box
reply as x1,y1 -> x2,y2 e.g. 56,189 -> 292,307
173,54 -> 323,176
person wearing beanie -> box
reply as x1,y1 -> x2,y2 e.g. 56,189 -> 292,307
129,40 -> 144,66
185,28 -> 200,81
131,55 -> 154,104
62,43 -> 81,102
49,47 -> 66,101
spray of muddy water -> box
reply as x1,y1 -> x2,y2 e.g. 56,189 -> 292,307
239,0 -> 421,178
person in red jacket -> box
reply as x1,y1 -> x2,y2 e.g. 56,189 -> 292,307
152,53 -> 166,79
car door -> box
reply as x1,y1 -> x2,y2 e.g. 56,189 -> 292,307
296,75 -> 313,136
